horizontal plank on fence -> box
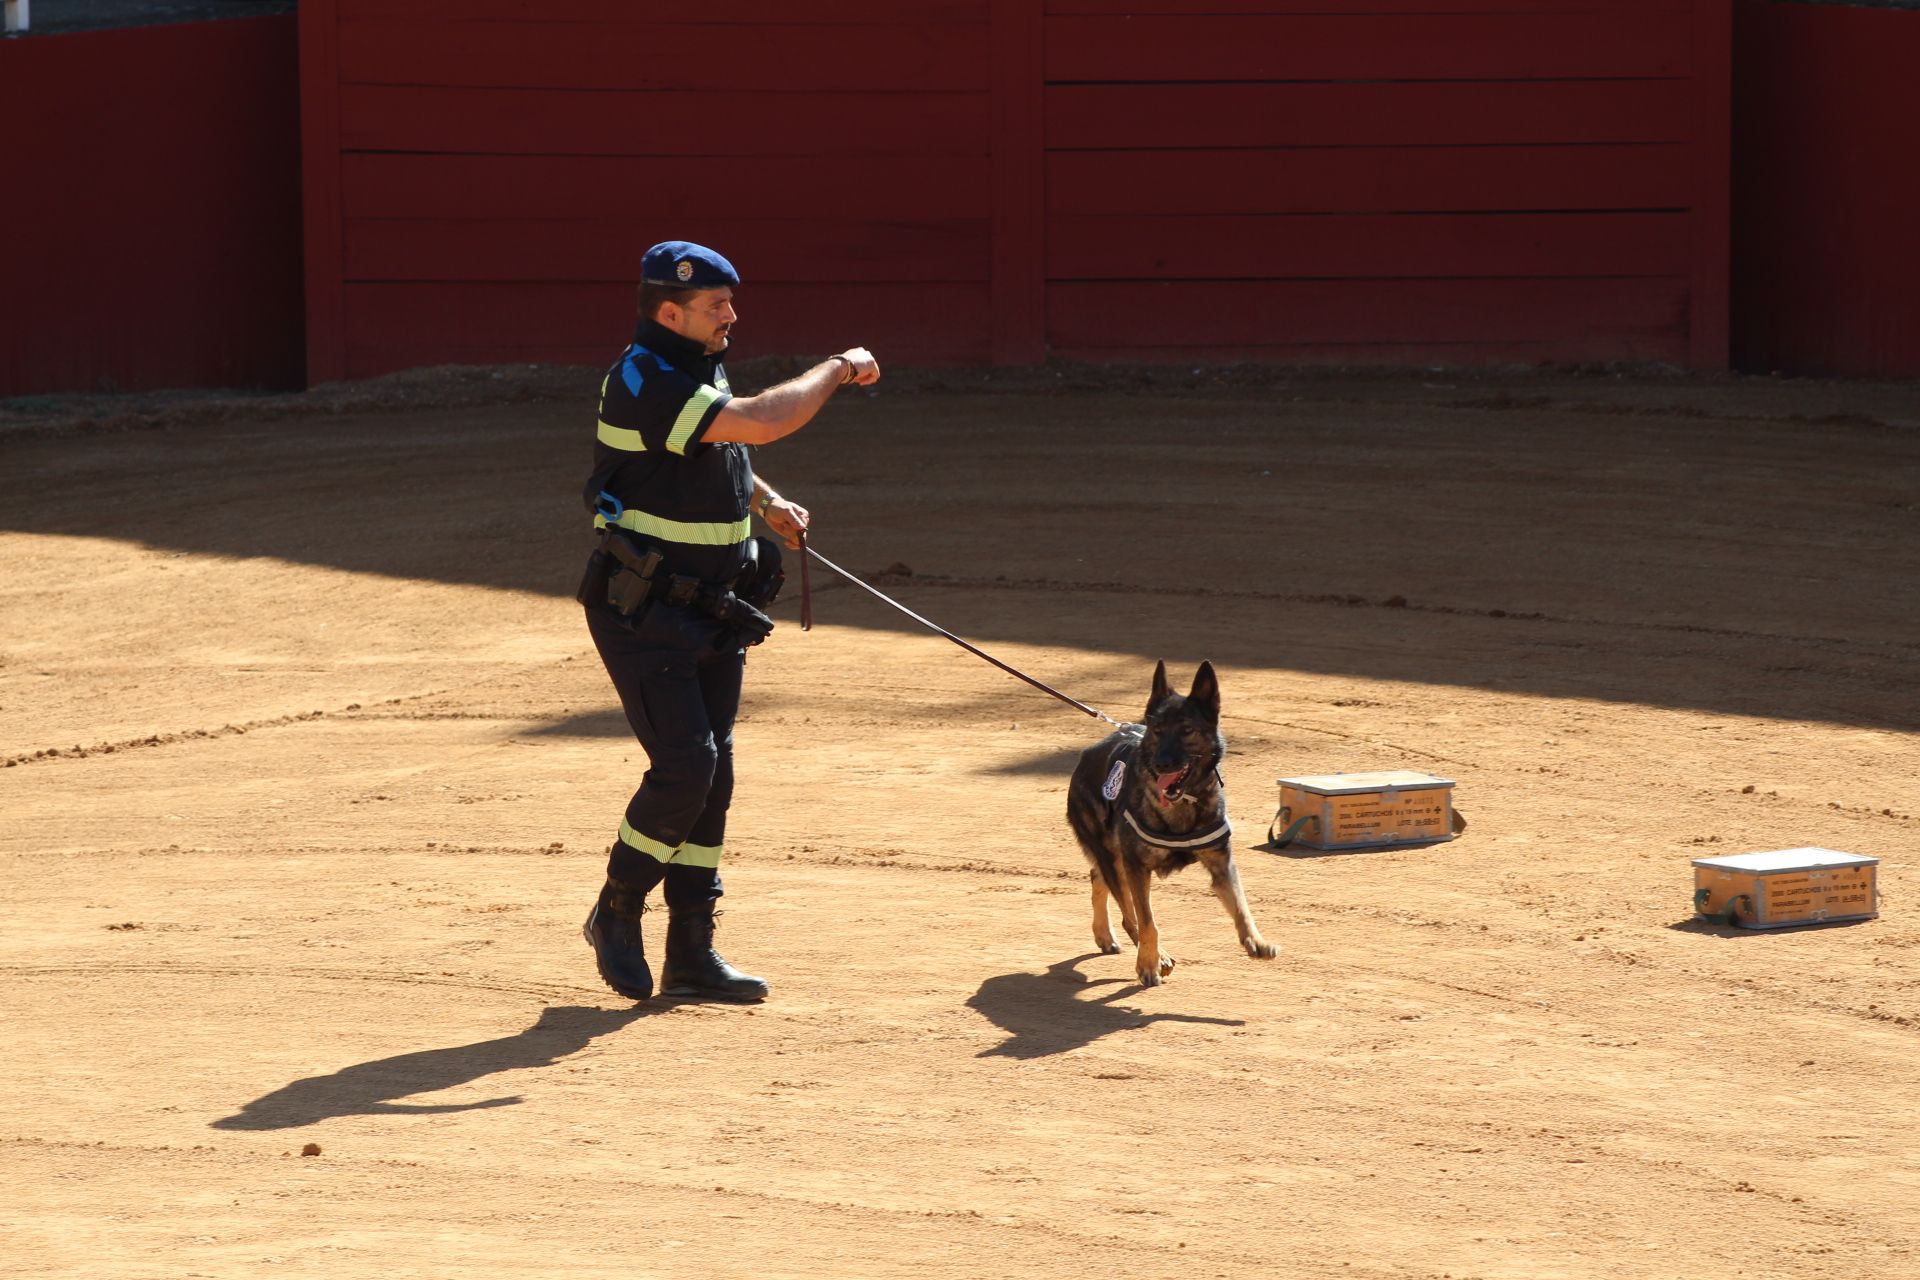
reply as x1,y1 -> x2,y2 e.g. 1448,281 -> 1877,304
1047,81 -> 1692,151
1046,145 -> 1694,215
341,280 -> 992,358
345,331 -> 991,378
1045,0 -> 1684,14
1045,11 -> 1687,81
344,218 -> 990,284
1046,212 -> 1690,280
341,344 -> 617,379
1047,277 -> 1689,349
339,1 -> 987,24
342,154 -> 993,221
339,19 -> 990,92
1047,336 -> 1690,366
339,85 -> 989,156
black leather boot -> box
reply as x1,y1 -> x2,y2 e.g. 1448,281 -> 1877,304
660,909 -> 768,1002
582,877 -> 655,1001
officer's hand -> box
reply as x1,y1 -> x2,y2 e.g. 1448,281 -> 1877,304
765,497 -> 810,551
840,348 -> 881,386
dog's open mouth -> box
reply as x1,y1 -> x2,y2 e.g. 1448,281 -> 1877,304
1154,765 -> 1191,802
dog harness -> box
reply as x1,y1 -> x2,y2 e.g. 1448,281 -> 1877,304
1100,734 -> 1234,851
1123,808 -> 1233,850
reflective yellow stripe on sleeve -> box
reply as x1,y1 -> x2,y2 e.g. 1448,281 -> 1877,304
596,420 -> 647,452
673,842 -> 724,869
666,385 -> 727,456
593,509 -> 752,546
618,819 -> 679,866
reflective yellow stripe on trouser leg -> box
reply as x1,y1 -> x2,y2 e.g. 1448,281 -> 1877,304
618,819 -> 679,866
618,820 -> 722,870
672,842 -> 723,870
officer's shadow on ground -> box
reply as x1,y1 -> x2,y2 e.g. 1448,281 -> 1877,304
526,708 -> 631,739
210,1003 -> 650,1131
967,954 -> 1244,1060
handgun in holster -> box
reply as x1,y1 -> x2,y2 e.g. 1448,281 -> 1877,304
603,535 -> 664,617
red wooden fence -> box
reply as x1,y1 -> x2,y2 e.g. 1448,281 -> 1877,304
1733,0 -> 1920,378
299,0 -> 1732,380
0,17 -> 304,396
7,3 -> 1914,394
1039,0 -> 1727,367
302,0 -> 1000,380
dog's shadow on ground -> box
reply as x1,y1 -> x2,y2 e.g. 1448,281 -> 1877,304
966,954 -> 1244,1060
210,1003 -> 651,1131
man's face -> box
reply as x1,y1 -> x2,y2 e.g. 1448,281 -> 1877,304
664,287 -> 737,355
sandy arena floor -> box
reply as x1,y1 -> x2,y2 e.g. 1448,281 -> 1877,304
3,364 -> 1918,1279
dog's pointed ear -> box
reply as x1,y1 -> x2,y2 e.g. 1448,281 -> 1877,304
1148,659 -> 1170,716
1189,661 -> 1221,719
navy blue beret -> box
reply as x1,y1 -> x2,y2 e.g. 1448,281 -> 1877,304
641,241 -> 740,289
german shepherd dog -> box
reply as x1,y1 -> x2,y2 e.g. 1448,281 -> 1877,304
1067,661 -> 1277,986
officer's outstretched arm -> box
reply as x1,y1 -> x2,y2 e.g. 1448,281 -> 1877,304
706,348 -> 880,446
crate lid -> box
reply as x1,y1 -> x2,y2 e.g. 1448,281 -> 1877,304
1276,770 -> 1454,795
1691,847 -> 1878,874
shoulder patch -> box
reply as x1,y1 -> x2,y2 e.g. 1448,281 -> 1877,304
1101,759 -> 1126,801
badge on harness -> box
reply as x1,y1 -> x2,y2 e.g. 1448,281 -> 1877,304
1102,760 -> 1126,801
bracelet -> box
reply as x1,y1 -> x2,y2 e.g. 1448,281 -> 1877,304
830,354 -> 855,384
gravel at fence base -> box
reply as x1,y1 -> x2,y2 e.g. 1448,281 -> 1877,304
4,361 -> 1917,445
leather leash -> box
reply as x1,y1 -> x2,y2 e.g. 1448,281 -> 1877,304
797,529 -> 813,631
799,541 -> 1120,727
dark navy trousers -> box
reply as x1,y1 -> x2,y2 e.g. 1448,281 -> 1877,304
585,601 -> 745,910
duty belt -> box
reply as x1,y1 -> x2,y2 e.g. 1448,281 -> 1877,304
586,528 -> 775,646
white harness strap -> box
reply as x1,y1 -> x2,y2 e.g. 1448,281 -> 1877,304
1122,809 -> 1233,850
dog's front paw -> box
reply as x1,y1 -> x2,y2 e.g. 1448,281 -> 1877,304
1245,937 -> 1279,959
1158,953 -> 1176,975
1136,966 -> 1164,987
1095,939 -> 1122,955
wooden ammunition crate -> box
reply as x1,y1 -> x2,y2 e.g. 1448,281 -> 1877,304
1273,771 -> 1456,851
1692,848 -> 1879,929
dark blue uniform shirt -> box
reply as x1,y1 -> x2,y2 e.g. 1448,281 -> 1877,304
584,317 -> 754,584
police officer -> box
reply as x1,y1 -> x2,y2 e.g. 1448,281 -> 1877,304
578,240 -> 879,1002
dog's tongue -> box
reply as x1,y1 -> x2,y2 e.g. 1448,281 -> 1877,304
1155,767 -> 1188,798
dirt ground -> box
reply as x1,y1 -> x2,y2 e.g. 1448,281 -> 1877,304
3,363 -> 1918,1280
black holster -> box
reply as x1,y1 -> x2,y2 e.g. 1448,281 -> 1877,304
702,590 -> 774,647
575,528 -> 615,607
733,536 -> 786,609
613,537 -> 666,616
585,530 -> 667,617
